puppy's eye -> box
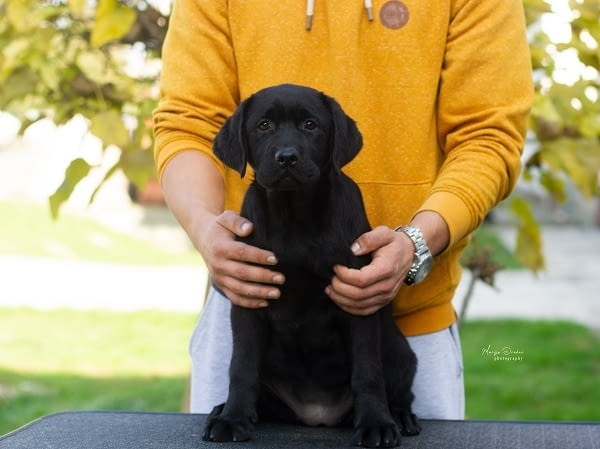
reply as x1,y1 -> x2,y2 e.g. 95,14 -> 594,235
303,120 -> 318,131
258,120 -> 272,131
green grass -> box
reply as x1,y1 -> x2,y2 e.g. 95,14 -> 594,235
2,309 -> 599,436
0,200 -> 201,265
0,308 -> 197,435
461,319 -> 600,421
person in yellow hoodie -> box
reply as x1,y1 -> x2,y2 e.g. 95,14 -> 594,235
153,0 -> 533,419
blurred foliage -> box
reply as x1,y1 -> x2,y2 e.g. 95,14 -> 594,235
0,0 -> 599,270
0,0 -> 166,217
519,0 -> 600,272
459,227 -> 518,326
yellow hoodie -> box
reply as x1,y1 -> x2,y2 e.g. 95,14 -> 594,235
153,0 -> 533,336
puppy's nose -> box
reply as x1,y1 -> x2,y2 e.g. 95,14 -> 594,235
275,147 -> 299,168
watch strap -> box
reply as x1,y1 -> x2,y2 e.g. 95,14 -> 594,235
395,225 -> 432,285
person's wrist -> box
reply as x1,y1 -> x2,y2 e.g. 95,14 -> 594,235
190,210 -> 219,255
407,211 -> 450,256
394,225 -> 433,285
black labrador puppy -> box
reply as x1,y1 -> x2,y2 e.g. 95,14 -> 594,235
203,84 -> 420,448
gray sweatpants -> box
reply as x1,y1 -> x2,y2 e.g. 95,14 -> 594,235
189,287 -> 465,419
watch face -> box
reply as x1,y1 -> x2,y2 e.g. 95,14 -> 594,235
413,256 -> 433,284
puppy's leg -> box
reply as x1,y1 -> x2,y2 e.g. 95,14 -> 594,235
203,306 -> 267,442
349,314 -> 400,448
385,353 -> 420,437
379,307 -> 421,437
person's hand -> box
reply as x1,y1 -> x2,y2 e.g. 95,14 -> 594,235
325,226 -> 415,316
197,210 -> 285,308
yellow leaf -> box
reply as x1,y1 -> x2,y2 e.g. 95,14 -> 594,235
6,0 -> 37,32
68,0 -> 88,18
91,0 -> 136,48
508,197 -> 545,272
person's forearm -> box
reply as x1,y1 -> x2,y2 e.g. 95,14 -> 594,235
409,210 -> 450,257
161,151 -> 225,250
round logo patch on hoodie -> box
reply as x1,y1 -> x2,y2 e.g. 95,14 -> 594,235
380,0 -> 409,30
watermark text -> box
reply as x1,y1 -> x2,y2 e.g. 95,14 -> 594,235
481,344 -> 525,362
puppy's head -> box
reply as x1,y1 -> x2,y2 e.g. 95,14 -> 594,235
213,84 -> 362,191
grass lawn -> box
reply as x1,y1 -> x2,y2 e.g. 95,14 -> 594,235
0,200 -> 200,265
461,319 -> 600,421
1,309 -> 599,436
0,308 -> 197,435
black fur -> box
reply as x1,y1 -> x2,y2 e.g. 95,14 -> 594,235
203,84 -> 420,448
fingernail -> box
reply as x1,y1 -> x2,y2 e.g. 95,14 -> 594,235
272,274 -> 284,284
351,242 -> 361,255
240,222 -> 251,234
258,301 -> 269,308
267,289 -> 279,299
324,286 -> 331,296
267,255 -> 278,264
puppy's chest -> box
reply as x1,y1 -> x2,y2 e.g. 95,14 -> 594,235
254,227 -> 351,275
240,187 -> 367,272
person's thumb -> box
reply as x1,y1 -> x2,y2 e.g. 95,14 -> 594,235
216,210 -> 253,237
350,226 -> 392,255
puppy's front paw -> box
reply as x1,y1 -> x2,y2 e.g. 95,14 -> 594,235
202,404 -> 254,443
353,423 -> 400,448
397,412 -> 421,436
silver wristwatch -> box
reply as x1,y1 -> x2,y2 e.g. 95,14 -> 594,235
395,225 -> 433,285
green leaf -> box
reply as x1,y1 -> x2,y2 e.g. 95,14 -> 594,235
120,147 -> 155,189
576,139 -> 600,175
90,110 -> 129,149
75,48 -> 133,102
89,159 -> 120,205
541,139 -> 599,199
49,158 -> 92,219
75,48 -> 112,85
508,197 -> 545,273
6,0 -> 61,32
539,170 -> 566,204
531,93 -> 563,126
91,0 -> 136,48
0,37 -> 30,79
579,114 -> 600,138
0,68 -> 40,107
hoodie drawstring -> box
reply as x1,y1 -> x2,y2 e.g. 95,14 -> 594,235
365,0 -> 374,21
306,0 -> 315,30
306,0 -> 374,30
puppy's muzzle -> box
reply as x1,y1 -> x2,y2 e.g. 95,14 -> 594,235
256,145 -> 319,191
275,147 -> 299,169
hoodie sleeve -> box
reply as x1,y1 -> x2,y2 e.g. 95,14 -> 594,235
153,0 -> 238,181
419,0 -> 533,246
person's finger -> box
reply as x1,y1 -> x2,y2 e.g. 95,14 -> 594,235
351,226 -> 394,256
214,239 -> 279,267
332,261 -> 389,288
213,258 -> 284,286
219,276 -> 281,308
217,211 -> 277,265
328,272 -> 393,303
325,285 -> 390,316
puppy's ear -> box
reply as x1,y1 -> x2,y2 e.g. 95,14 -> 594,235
213,100 -> 249,177
324,95 -> 363,171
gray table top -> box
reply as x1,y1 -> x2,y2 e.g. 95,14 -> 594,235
1,411 -> 599,449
